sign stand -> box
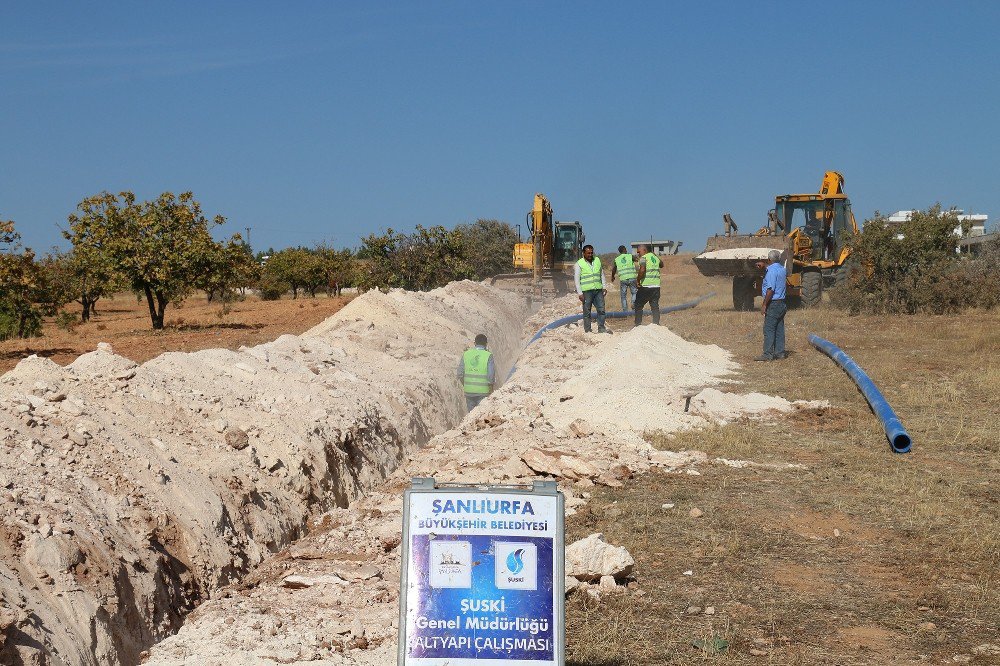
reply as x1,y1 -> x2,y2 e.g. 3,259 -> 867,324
398,477 -> 565,665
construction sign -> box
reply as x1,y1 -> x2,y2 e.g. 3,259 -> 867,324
398,478 -> 565,666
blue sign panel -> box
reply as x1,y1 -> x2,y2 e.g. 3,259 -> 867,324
399,480 -> 564,666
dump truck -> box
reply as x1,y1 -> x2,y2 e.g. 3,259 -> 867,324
693,171 -> 859,310
490,193 -> 585,298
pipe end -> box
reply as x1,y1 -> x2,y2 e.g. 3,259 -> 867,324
891,433 -> 912,454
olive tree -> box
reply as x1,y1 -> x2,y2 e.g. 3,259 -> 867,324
65,191 -> 236,329
0,220 -> 44,339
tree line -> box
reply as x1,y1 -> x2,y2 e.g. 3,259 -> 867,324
0,191 -> 519,339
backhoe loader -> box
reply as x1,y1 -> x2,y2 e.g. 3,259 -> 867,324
693,171 -> 859,310
490,193 -> 585,298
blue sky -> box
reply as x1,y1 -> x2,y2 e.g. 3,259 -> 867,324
2,1 -> 998,255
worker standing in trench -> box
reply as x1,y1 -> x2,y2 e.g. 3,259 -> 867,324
457,334 -> 495,411
575,244 -> 609,333
633,244 -> 662,325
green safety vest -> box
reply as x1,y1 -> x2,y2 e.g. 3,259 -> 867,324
577,257 -> 603,291
641,254 -> 661,287
462,348 -> 492,396
614,253 -> 637,281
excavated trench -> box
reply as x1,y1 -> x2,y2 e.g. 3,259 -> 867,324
0,282 -> 530,666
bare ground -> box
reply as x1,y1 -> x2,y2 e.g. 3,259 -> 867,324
4,261 -> 997,665
0,292 -> 353,374
565,266 -> 1000,665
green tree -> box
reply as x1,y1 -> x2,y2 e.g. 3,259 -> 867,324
454,219 -> 518,280
65,191 -> 236,329
316,246 -> 354,295
834,204 -> 999,314
39,248 -> 125,321
262,247 -> 309,298
0,220 -> 44,340
358,225 -> 473,291
197,235 -> 259,302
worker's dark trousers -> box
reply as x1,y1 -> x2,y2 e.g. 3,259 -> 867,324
581,289 -> 606,333
634,287 -> 660,325
763,299 -> 787,359
465,394 -> 487,412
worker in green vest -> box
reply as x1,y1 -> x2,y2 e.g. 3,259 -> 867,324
574,244 -> 609,333
610,245 -> 638,311
634,244 -> 662,325
456,334 -> 495,411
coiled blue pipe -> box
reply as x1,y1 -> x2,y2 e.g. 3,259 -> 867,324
808,334 -> 912,454
506,292 -> 715,380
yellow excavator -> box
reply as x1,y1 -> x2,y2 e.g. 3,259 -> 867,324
491,193 -> 585,298
694,171 -> 860,310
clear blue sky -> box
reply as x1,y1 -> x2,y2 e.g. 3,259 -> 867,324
3,1 -> 998,255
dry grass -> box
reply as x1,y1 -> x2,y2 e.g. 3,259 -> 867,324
566,270 -> 1000,664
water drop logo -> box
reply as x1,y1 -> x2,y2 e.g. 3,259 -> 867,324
495,542 -> 536,590
506,548 -> 525,574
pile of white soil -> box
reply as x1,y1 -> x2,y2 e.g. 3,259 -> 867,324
145,295 -> 822,666
0,281 -> 528,666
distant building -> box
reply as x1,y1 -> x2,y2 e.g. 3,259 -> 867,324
630,240 -> 682,255
958,232 -> 998,256
886,210 -> 988,237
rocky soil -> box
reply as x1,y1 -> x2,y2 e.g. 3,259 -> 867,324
0,281 -> 529,666
145,295 -> 822,666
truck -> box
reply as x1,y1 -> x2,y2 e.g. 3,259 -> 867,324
693,171 -> 859,310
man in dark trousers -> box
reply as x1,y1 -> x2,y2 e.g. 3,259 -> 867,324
634,244 -> 662,325
574,244 -> 608,333
610,245 -> 638,311
756,249 -> 787,361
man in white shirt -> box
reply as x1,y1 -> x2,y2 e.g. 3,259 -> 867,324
574,244 -> 609,333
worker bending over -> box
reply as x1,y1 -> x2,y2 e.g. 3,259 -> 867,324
633,244 -> 661,325
575,244 -> 609,334
457,334 -> 495,411
611,245 -> 638,311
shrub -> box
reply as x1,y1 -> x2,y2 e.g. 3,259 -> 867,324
54,311 -> 79,332
833,205 -> 1000,314
256,272 -> 289,300
0,304 -> 42,341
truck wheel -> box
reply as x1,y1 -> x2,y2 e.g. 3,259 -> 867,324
834,256 -> 859,289
742,281 -> 756,311
801,271 -> 823,307
732,277 -> 752,311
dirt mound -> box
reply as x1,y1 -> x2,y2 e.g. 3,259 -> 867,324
145,304 -> 819,665
0,281 -> 529,665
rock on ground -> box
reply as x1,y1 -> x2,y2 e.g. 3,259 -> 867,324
566,533 -> 635,582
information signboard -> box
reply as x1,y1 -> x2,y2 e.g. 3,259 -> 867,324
398,478 -> 565,666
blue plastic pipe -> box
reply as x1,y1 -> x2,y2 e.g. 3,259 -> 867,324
808,334 -> 912,454
525,292 -> 716,346
506,292 -> 715,380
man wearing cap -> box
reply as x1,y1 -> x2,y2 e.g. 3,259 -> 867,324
457,334 -> 496,411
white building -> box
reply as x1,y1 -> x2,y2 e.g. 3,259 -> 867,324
630,240 -> 681,255
887,210 -> 988,237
